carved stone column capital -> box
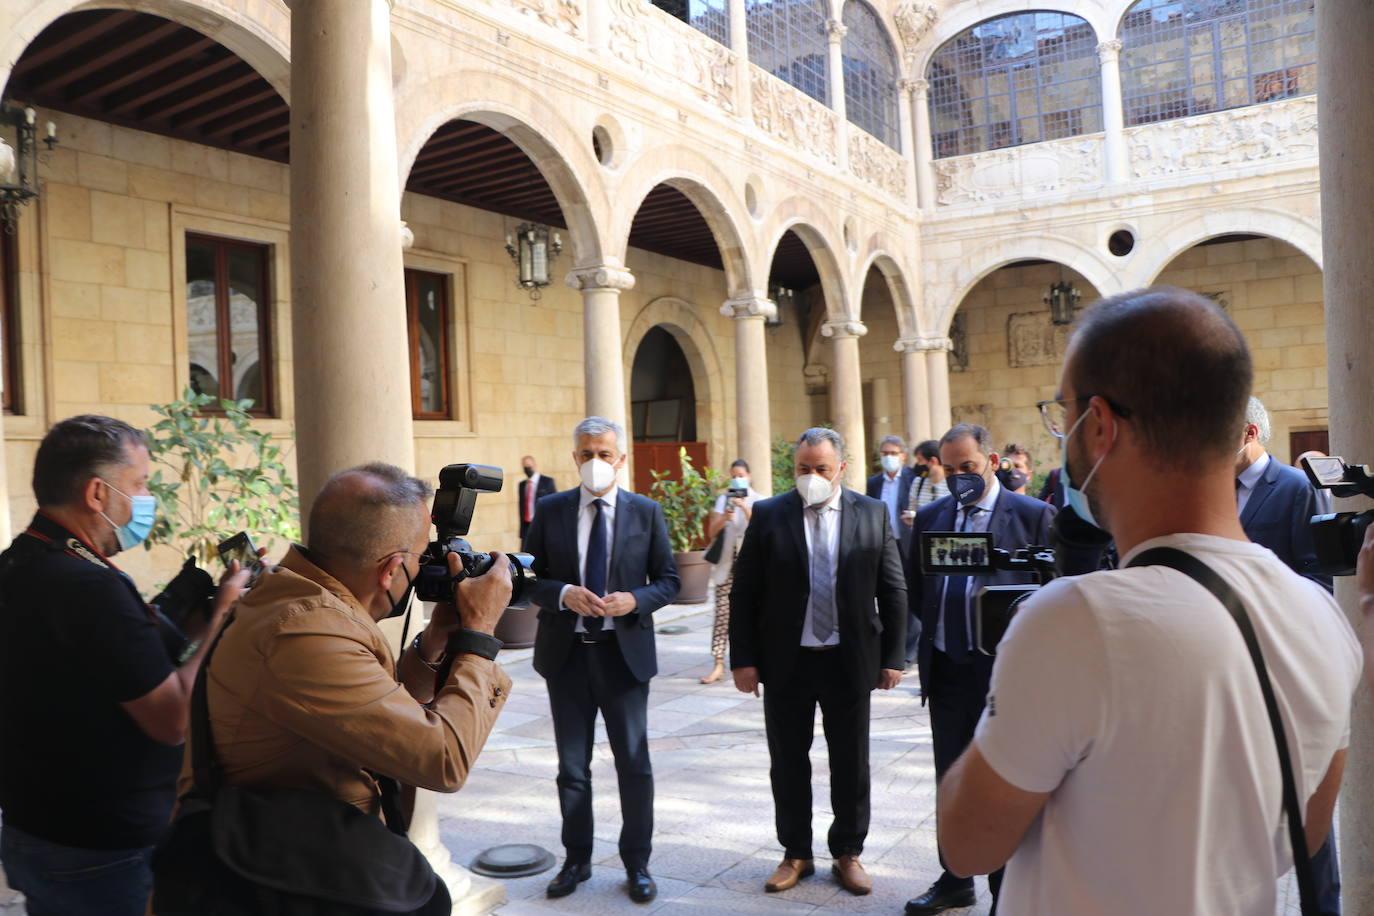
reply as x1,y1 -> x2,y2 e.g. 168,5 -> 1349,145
913,335 -> 952,352
906,77 -> 930,100
821,319 -> 868,340
720,296 -> 777,320
565,264 -> 635,292
897,78 -> 920,97
1096,39 -> 1123,63
825,18 -> 848,42
893,336 -> 929,354
399,220 -> 414,250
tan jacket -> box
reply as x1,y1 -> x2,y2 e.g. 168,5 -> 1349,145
179,547 -> 511,814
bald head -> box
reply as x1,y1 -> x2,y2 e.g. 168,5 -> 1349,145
1066,286 -> 1251,468
307,463 -> 433,571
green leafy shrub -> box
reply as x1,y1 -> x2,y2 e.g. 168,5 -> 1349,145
771,435 -> 796,492
144,389 -> 300,567
648,447 -> 727,554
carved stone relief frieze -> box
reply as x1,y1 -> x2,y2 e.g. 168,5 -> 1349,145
508,0 -> 581,38
750,68 -> 839,166
608,1 -> 735,113
1006,311 -> 1071,368
949,313 -> 969,371
933,135 -> 1103,207
893,2 -> 938,65
847,130 -> 907,199
1126,96 -> 1317,179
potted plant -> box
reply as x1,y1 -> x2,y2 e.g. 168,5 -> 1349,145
649,447 -> 727,604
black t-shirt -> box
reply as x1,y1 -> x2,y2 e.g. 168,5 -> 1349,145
0,513 -> 181,849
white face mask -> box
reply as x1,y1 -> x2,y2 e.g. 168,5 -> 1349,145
796,472 -> 836,507
730,476 -> 750,489
880,454 -> 903,474
579,457 -> 617,493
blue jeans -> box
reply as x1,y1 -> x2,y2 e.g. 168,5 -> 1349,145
1,823 -> 153,916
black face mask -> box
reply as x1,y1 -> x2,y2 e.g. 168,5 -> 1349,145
523,467 -> 535,478
915,464 -> 930,479
385,563 -> 417,620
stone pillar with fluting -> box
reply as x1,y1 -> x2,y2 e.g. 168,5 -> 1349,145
909,78 -> 936,210
289,0 -> 415,510
1318,0 -> 1374,910
826,18 -> 848,170
567,265 -> 635,430
721,295 -> 776,495
1097,40 -> 1127,184
921,336 -> 952,437
894,337 -> 932,445
822,319 -> 867,489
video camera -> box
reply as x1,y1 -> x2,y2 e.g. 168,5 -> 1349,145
1301,455 -> 1374,576
415,463 -> 536,607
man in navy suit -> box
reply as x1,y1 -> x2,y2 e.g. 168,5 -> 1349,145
1236,396 -> 1339,914
867,435 -> 918,569
517,455 -> 556,551
904,423 -> 1054,916
524,417 -> 680,903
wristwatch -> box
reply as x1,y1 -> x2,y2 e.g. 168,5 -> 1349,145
411,632 -> 445,670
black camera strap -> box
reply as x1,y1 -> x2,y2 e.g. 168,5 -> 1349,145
1128,547 -> 1318,915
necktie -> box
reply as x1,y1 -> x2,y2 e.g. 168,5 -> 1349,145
525,477 -> 536,522
941,505 -> 980,660
584,498 -> 607,634
809,506 -> 836,643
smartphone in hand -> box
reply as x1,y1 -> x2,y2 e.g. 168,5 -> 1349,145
217,531 -> 266,588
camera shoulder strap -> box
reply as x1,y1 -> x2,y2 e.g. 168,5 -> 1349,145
1127,547 -> 1317,915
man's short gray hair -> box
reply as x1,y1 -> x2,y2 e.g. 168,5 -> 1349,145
939,423 -> 994,454
308,462 -> 434,568
797,427 -> 846,461
877,435 -> 907,454
573,416 -> 625,450
1246,396 -> 1272,446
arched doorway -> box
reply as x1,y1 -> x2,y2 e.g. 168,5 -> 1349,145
629,325 -> 704,493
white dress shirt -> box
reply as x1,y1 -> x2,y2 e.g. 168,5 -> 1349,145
558,486 -> 617,632
879,472 -> 904,536
800,485 -> 843,647
1236,452 -> 1270,516
934,475 -> 1001,654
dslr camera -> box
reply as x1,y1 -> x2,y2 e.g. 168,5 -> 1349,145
415,463 -> 537,607
1301,455 -> 1374,576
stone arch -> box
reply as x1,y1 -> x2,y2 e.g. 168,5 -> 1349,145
1130,208 -> 1323,288
855,247 -> 917,338
1,0 -> 291,100
395,72 -> 608,266
622,296 -> 729,469
762,197 -> 849,321
930,233 -> 1121,336
911,2 -> 1112,80
613,147 -> 758,295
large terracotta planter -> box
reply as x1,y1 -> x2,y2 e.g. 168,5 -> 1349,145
493,601 -> 539,649
673,550 -> 711,604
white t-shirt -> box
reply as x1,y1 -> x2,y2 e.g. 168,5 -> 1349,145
974,533 -> 1361,916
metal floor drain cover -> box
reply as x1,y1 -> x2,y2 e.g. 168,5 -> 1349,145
657,625 -> 689,635
469,843 -> 555,878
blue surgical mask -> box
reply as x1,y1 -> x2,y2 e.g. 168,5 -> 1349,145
1061,409 -> 1111,531
880,455 -> 903,474
730,476 -> 750,490
99,480 -> 156,552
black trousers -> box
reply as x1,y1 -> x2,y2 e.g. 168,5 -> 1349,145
546,637 -> 653,870
928,649 -> 1003,900
762,648 -> 870,860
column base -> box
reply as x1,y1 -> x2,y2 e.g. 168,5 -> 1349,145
449,871 -> 507,916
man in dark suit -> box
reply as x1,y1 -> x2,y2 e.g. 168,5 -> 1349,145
731,427 -> 906,898
867,435 -> 918,568
904,423 -> 1054,916
518,455 -> 556,550
524,417 -> 680,903
1236,396 -> 1339,915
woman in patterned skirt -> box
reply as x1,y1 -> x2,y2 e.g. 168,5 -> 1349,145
701,459 -> 758,684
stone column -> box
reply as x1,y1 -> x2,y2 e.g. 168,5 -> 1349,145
567,265 -> 634,428
728,0 -> 751,123
289,0 -> 415,511
921,336 -> 952,437
909,78 -> 936,210
896,78 -> 919,208
721,295 -> 775,495
1318,1 -> 1374,910
822,319 -> 867,489
826,18 -> 848,169
894,337 -> 932,445
1097,39 -> 1127,184
870,376 -> 892,446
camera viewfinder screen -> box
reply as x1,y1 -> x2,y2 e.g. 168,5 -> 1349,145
920,532 -> 995,575
217,533 -> 265,587
1302,456 -> 1347,489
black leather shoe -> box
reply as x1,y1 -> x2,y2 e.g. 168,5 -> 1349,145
905,881 -> 977,915
627,867 -> 657,903
546,861 -> 592,898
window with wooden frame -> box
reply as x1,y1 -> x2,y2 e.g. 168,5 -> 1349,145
404,268 -> 451,420
0,231 -> 20,414
184,233 -> 273,415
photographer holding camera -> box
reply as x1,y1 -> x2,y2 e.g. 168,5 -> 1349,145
936,288 -> 1360,916
0,415 -> 248,916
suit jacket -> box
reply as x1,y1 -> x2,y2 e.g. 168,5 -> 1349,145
909,488 -> 1056,697
525,487 -> 680,683
729,489 -> 907,692
1240,456 -> 1330,589
517,474 -> 557,540
869,467 -> 918,567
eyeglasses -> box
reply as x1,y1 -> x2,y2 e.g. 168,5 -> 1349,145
1036,396 -> 1133,439
375,549 -> 433,566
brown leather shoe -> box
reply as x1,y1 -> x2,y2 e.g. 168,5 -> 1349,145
764,857 -> 814,892
832,854 -> 872,896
